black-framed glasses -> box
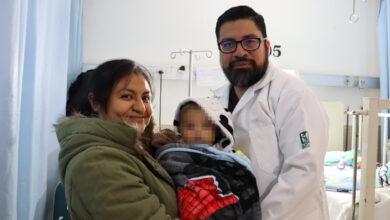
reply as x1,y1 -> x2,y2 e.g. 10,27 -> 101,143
218,37 -> 267,54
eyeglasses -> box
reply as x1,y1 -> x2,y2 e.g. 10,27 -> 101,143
218,37 -> 267,54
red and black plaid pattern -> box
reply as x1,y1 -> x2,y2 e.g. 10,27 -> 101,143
178,176 -> 239,220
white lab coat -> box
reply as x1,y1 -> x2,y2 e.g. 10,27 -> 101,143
213,62 -> 329,220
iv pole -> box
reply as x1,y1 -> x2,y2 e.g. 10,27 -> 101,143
170,49 -> 212,97
157,70 -> 163,131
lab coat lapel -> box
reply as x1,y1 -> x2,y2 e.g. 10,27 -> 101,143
233,62 -> 275,115
212,84 -> 230,108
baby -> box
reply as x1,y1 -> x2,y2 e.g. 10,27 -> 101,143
153,97 -> 261,220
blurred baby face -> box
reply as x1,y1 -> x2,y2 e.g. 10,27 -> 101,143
179,107 -> 215,146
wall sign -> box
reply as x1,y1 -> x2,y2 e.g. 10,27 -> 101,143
269,44 -> 282,57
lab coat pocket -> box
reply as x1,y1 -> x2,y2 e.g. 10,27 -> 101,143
256,165 -> 277,201
290,189 -> 326,220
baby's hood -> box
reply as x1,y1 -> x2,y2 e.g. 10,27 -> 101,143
173,97 -> 234,152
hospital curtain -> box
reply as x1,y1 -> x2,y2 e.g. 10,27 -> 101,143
378,0 -> 390,100
378,0 -> 390,141
0,0 -> 83,219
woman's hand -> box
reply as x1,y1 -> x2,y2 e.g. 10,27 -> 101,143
152,129 -> 182,149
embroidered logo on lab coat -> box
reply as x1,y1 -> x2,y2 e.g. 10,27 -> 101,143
299,131 -> 310,149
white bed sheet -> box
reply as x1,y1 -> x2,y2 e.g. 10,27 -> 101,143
327,188 -> 390,220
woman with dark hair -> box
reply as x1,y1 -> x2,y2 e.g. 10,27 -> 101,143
56,59 -> 178,219
65,69 -> 94,116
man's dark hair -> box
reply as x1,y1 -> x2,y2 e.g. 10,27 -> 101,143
90,59 -> 154,113
66,69 -> 94,116
215,5 -> 267,40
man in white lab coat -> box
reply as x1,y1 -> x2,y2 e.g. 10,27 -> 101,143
213,5 -> 329,220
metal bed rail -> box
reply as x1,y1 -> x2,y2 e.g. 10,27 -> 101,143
358,98 -> 390,219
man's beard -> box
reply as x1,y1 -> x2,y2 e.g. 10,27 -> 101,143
222,55 -> 268,87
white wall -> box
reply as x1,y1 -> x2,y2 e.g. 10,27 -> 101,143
82,0 -> 380,126
83,0 -> 379,76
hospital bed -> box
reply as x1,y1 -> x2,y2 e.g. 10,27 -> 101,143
324,98 -> 390,220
